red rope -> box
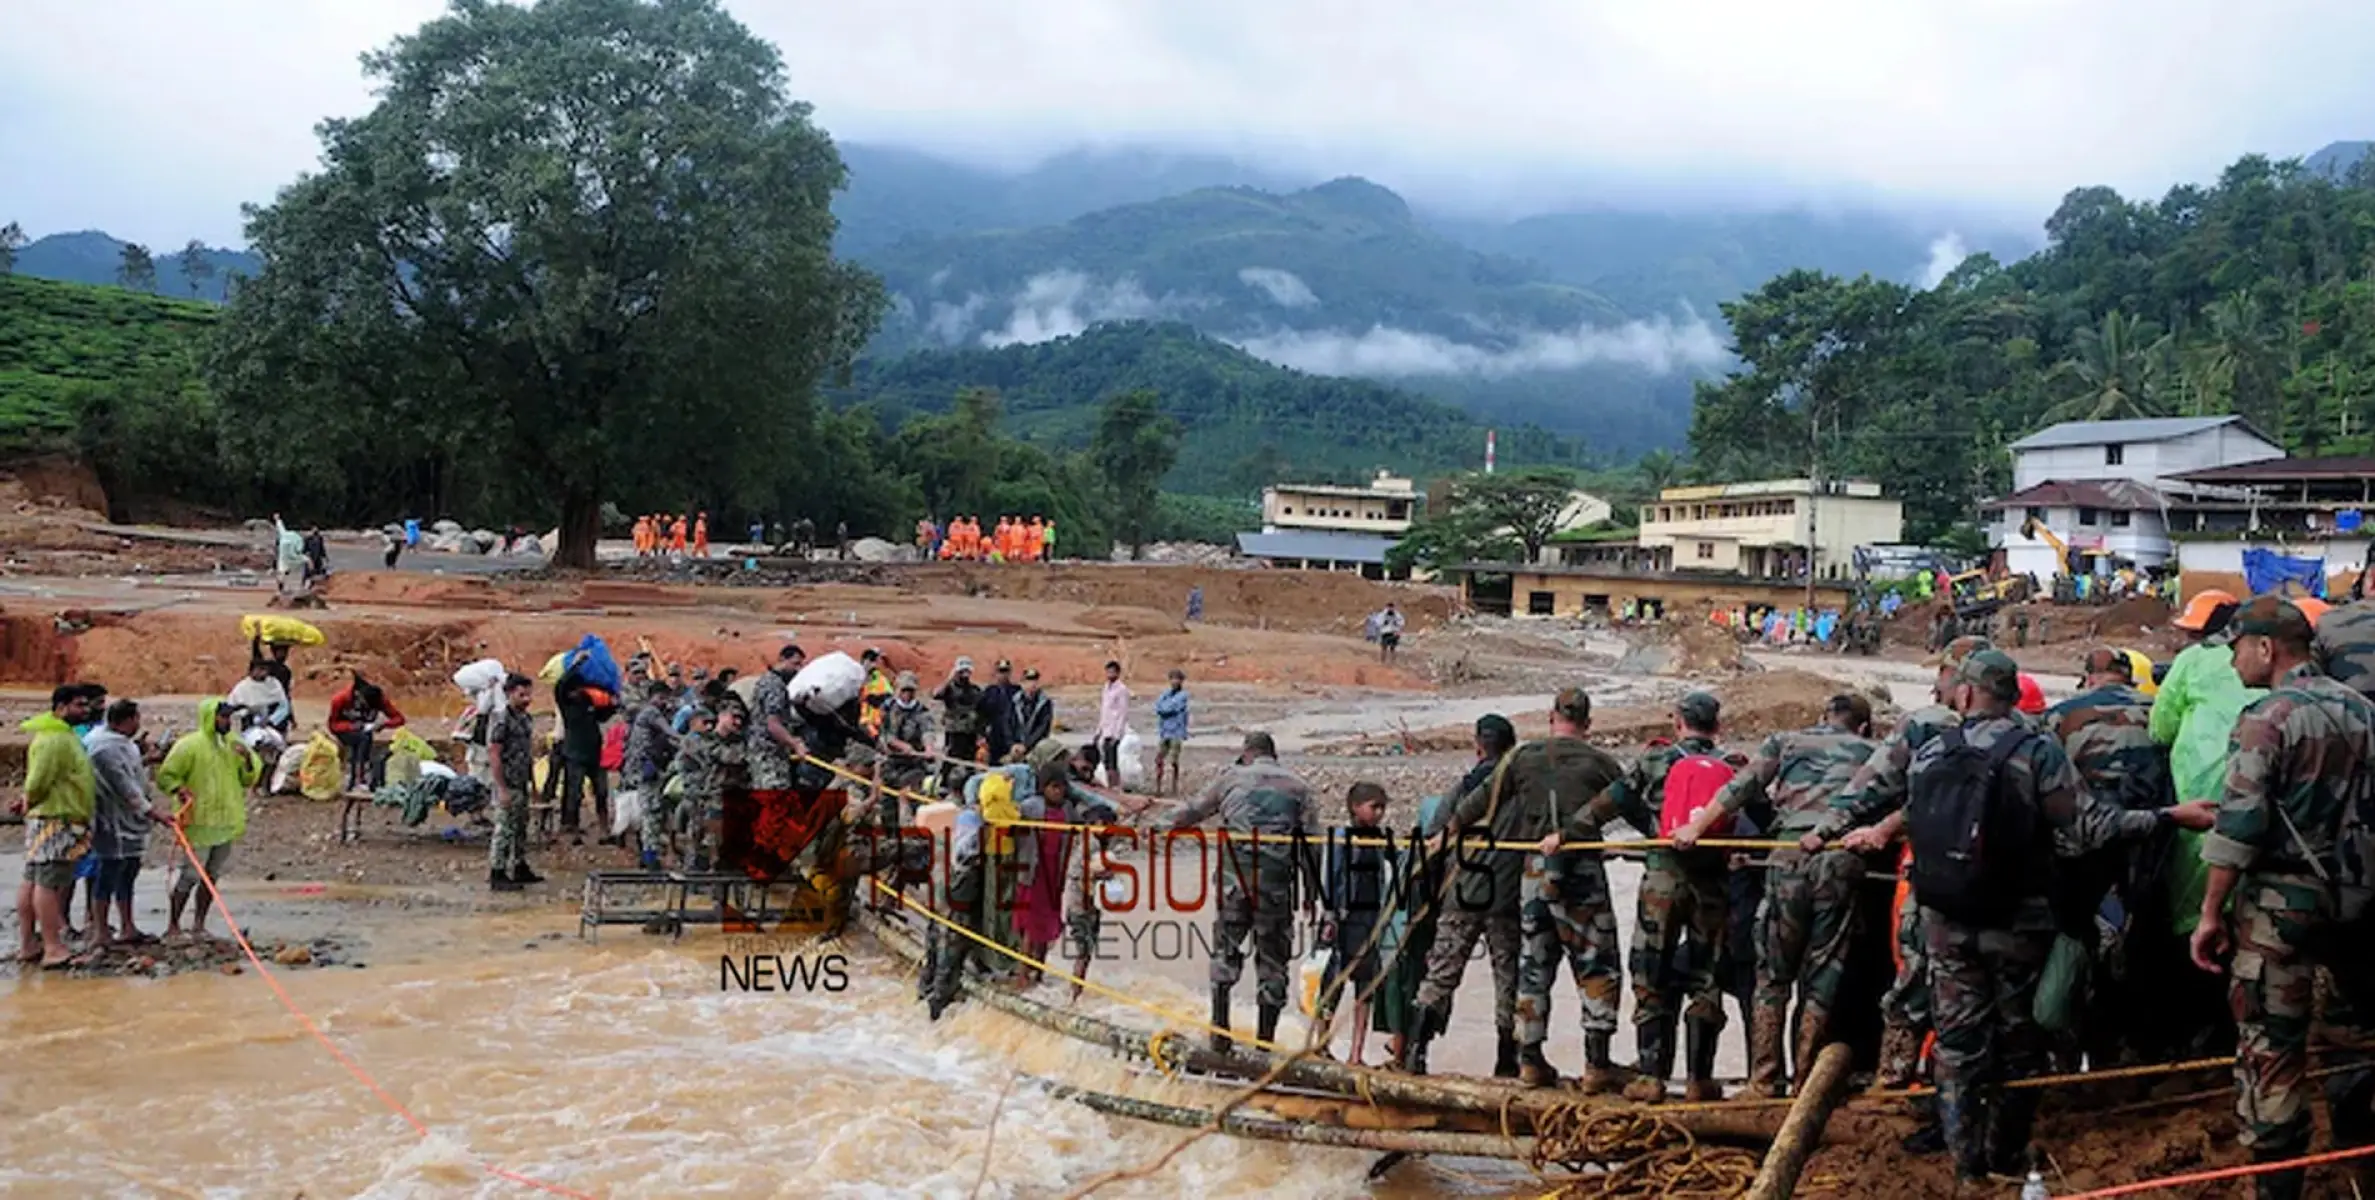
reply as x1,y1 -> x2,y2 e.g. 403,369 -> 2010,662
165,819 -> 597,1198
2055,1140 -> 2375,1198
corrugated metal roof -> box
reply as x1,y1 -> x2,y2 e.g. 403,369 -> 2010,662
2173,457 -> 2375,482
1235,530 -> 1397,564
2008,416 -> 2270,451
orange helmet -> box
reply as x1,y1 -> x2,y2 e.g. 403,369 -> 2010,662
2173,588 -> 2240,632
2292,596 -> 2332,626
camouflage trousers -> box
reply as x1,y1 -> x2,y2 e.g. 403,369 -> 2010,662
923,859 -> 986,1005
633,784 -> 674,857
1517,851 -> 1622,1046
1880,881 -> 1932,1085
1415,907 -> 1522,1031
1755,848 -> 1865,1036
1924,909 -> 2052,1126
488,784 -> 529,874
1630,848 -> 1732,1031
1211,874 -> 1297,1010
2227,882 -> 2375,1169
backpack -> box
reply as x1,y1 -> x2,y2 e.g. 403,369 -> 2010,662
1659,752 -> 1738,838
1906,726 -> 2040,924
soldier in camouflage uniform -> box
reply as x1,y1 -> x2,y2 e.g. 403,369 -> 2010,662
745,645 -> 807,795
2193,597 -> 2375,1200
1405,714 -> 1524,1077
485,674 -> 541,891
1829,650 -> 2207,1181
1671,692 -> 1877,1099
2313,592 -> 2375,695
622,681 -> 681,868
1168,731 -> 1318,1052
677,704 -> 743,872
1048,767 -> 1125,1002
1565,690 -> 1735,1102
1440,687 -> 1627,1090
1811,634 -> 1994,1097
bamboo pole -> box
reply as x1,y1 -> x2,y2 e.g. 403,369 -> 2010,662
1745,1042 -> 1856,1200
860,910 -> 1791,1147
1030,1076 -> 1541,1160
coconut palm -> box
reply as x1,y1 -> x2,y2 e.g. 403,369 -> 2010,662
2044,311 -> 2177,422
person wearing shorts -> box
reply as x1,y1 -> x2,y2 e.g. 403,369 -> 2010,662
88,698 -> 173,946
158,697 -> 262,939
1318,782 -> 1393,1066
17,684 -> 98,970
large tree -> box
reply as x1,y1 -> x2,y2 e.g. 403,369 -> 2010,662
1091,389 -> 1181,559
180,240 -> 216,299
0,222 -> 23,274
208,0 -> 883,565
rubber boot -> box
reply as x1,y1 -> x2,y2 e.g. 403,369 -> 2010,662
1746,1004 -> 1789,1098
1988,1090 -> 2040,1178
1209,985 -> 1234,1056
1874,1021 -> 1923,1092
1937,1077 -> 1990,1183
1682,1020 -> 1724,1103
2251,1147 -> 2307,1200
1492,1028 -> 1521,1079
1578,1031 -> 1626,1096
1623,1023 -> 1672,1102
1256,1003 -> 1282,1048
1401,1007 -> 1443,1075
490,868 -> 523,893
510,862 -> 544,885
1518,1041 -> 1562,1088
1899,1092 -> 1946,1155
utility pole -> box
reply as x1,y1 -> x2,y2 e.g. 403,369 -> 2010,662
1805,411 -> 1820,610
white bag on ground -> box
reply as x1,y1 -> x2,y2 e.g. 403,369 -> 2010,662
270,743 -> 310,795
1116,728 -> 1147,790
788,651 -> 867,714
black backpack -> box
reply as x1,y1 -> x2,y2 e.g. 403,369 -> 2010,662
1906,725 -> 2040,925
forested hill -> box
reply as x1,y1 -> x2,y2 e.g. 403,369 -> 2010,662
1687,152 -> 2375,542
13,231 -> 259,303
846,320 -> 1585,494
0,273 -> 216,451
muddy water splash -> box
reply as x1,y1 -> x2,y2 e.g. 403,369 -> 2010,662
0,905 -> 1539,1198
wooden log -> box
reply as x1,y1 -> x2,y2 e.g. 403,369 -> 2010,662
1745,1042 -> 1856,1200
859,910 -> 1792,1147
1029,1076 -> 1540,1160
1241,1091 -> 1501,1133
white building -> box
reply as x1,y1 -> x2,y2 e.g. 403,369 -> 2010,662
1988,416 -> 2283,578
1636,478 -> 1903,581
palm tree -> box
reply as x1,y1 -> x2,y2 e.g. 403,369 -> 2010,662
1636,449 -> 1681,495
2190,291 -> 2281,428
2044,311 -> 2176,422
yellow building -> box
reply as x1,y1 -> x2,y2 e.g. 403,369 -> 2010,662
1637,478 -> 1903,581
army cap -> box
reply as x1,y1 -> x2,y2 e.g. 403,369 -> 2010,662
895,671 -> 919,690
1553,686 -> 1592,723
2080,646 -> 2133,681
1675,690 -> 1720,728
1958,648 -> 2023,701
1925,635 -> 1992,671
2232,595 -> 2316,646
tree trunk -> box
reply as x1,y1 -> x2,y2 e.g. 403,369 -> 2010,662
556,487 -> 601,569
1745,1042 -> 1855,1200
1034,1077 -> 1542,1159
857,911 -> 1791,1146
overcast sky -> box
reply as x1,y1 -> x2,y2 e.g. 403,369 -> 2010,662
4,0 -> 2368,247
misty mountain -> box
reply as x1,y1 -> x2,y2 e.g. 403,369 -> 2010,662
2307,140 -> 2371,179
13,231 -> 258,303
834,142 -> 1303,260
846,320 -> 1586,494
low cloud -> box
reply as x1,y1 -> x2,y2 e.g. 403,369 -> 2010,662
1234,312 -> 1728,379
1237,266 -> 1318,308
1917,233 -> 1969,289
974,270 -> 1206,347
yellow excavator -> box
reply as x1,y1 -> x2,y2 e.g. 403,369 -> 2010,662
2018,516 -> 2087,601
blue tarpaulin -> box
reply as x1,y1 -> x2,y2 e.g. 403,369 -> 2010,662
2242,548 -> 2327,599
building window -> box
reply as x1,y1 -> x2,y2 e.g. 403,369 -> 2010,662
1527,591 -> 1556,616
1283,507 -> 1294,515
2025,506 -> 2044,523
2111,510 -> 2131,528
2078,508 -> 2100,527
1697,542 -> 1715,560
2105,444 -> 2124,466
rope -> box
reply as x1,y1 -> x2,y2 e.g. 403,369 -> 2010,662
1526,1107 -> 1760,1198
2055,1140 -> 2375,1199
161,818 -> 597,1199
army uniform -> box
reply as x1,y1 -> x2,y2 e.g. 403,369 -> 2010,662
675,723 -> 734,869
623,698 -> 679,860
2203,648 -> 2375,1200
1410,753 -> 1525,1076
2313,596 -> 2375,695
1571,712 -> 1733,1101
1058,780 -> 1125,972
1889,651 -> 2173,1181
745,668 -> 802,792
1713,719 -> 1877,1097
1169,754 -> 1318,1050
1439,708 -> 1627,1088
486,705 -> 537,885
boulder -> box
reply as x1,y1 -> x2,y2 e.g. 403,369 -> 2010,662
470,529 -> 500,552
432,519 -> 464,537
849,536 -> 902,563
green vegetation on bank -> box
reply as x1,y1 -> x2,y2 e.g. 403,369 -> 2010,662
1688,154 -> 2375,541
0,274 -> 217,452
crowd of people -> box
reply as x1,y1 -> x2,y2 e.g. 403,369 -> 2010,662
631,512 -> 711,559
917,515 -> 1056,562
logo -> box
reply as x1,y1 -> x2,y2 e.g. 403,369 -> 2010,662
718,935 -> 850,993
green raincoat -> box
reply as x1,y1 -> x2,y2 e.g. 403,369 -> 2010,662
157,697 -> 262,849
21,711 -> 95,823
2148,642 -> 2264,934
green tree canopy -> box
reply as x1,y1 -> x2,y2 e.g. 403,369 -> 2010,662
1091,389 -> 1181,558
116,243 -> 156,293
207,0 -> 883,565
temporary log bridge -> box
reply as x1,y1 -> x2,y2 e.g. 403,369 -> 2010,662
855,907 -> 1881,1192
